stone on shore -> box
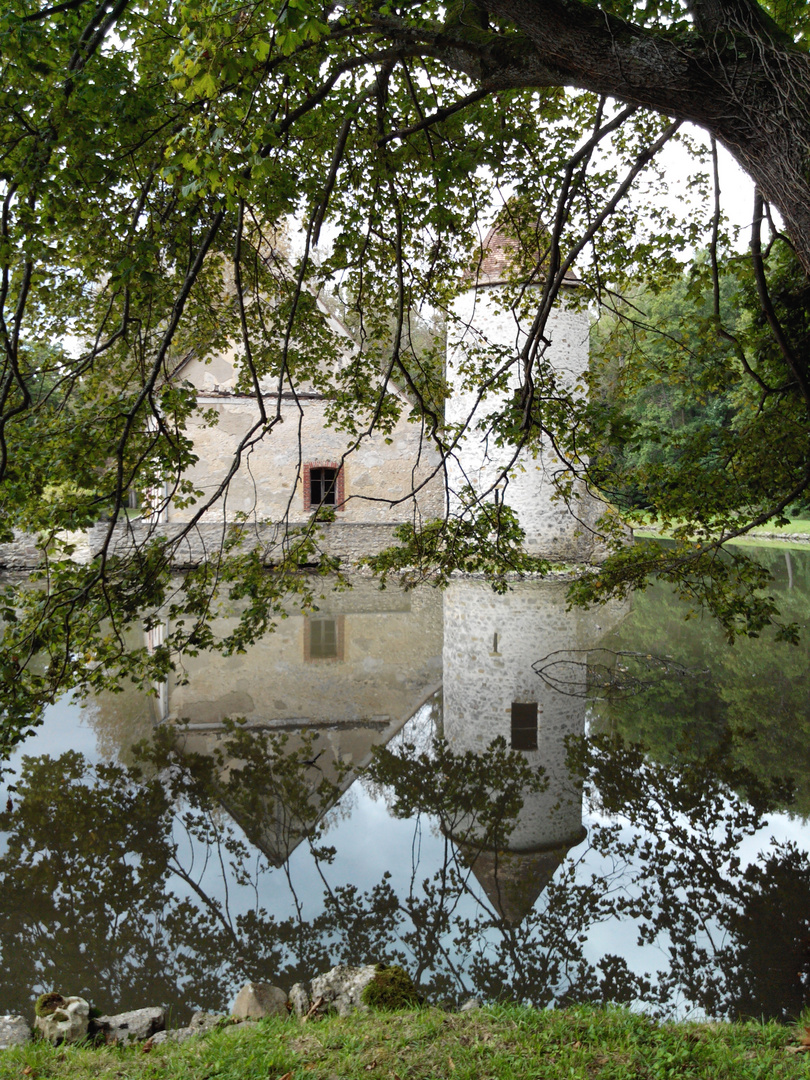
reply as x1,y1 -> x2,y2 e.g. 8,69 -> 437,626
310,964 -> 380,1017
288,983 -> 310,1018
232,982 -> 288,1020
33,996 -> 90,1045
189,1011 -> 224,1033
93,1007 -> 165,1043
151,1011 -> 224,1045
0,1015 -> 31,1049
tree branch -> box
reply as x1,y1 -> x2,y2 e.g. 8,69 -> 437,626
22,0 -> 92,21
750,189 -> 810,409
377,87 -> 491,147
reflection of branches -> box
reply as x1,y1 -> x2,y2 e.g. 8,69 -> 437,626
533,648 -> 709,699
166,853 -> 242,952
6,718 -> 810,1020
361,694 -> 441,807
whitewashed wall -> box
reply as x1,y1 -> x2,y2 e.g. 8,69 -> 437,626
171,351 -> 444,526
167,581 -> 442,731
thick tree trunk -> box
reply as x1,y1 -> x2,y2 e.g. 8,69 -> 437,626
387,0 -> 810,272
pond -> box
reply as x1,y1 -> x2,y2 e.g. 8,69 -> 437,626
2,544 -> 810,1024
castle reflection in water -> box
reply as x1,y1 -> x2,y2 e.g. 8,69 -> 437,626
10,557 -> 810,1022
89,575 -> 624,908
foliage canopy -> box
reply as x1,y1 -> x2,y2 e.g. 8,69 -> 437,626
2,0 -> 810,747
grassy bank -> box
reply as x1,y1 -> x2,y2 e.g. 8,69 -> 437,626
3,1005 -> 810,1080
633,528 -> 810,552
632,515 -> 810,550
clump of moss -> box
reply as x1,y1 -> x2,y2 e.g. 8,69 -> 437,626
361,965 -> 421,1011
35,993 -> 67,1018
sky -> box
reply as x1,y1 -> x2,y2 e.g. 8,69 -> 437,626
659,128 -> 760,247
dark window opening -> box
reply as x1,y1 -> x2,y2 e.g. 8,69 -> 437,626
310,467 -> 338,507
511,702 -> 538,750
303,462 -> 344,512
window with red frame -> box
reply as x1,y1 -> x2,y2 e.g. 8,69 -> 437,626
303,462 -> 344,511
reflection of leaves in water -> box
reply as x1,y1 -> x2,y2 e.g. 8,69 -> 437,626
0,725 -> 365,1019
367,735 -> 546,851
3,726 -> 810,1022
360,693 -> 442,811
589,554 -> 810,815
573,734 -> 810,1021
0,751 -> 239,1017
138,720 -> 354,867
729,845 -> 810,1021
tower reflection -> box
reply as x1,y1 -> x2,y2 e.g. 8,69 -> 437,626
442,578 -> 622,923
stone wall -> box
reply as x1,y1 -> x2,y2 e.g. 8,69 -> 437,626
0,519 -> 415,571
171,366 -> 445,527
0,530 -> 47,571
441,577 -> 592,854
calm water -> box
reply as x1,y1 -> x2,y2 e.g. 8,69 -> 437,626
2,546 -> 810,1023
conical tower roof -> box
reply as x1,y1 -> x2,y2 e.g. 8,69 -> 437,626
469,220 -> 581,288
456,828 -> 587,925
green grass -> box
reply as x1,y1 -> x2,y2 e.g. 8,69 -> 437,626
633,528 -> 810,552
632,514 -> 810,551
3,1005 -> 810,1080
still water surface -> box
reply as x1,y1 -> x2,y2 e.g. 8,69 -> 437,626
2,545 -> 810,1023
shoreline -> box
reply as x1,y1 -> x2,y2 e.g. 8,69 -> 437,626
2,1004 -> 809,1079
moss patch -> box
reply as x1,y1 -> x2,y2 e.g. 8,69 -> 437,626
361,965 -> 421,1011
34,993 -> 67,1019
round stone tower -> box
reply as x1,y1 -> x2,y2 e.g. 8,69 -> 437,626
445,222 -> 608,561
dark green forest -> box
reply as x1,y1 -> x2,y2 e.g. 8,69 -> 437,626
589,242 -> 810,521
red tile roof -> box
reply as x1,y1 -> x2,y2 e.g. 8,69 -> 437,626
469,222 -> 580,288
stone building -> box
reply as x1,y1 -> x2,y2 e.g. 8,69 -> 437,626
165,336 -> 445,537
0,220 -> 613,569
157,221 -> 608,562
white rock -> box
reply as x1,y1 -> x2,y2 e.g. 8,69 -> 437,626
309,964 -> 380,1017
0,1015 -> 31,1049
288,984 -> 310,1018
232,982 -> 288,1020
34,997 -> 90,1045
94,1007 -> 165,1043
